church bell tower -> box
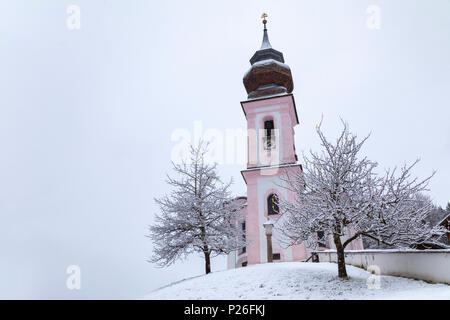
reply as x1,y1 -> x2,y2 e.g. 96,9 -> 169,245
237,15 -> 307,266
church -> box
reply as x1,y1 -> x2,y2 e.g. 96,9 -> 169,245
227,16 -> 363,269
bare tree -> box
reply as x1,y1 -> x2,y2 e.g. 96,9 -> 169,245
148,142 -> 246,274
279,120 -> 446,279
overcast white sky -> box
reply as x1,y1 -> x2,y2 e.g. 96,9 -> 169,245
0,0 -> 449,299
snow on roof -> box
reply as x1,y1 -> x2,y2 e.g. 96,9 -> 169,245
243,58 -> 291,79
437,212 -> 450,227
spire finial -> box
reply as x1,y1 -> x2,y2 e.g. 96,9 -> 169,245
261,13 -> 268,29
260,13 -> 271,49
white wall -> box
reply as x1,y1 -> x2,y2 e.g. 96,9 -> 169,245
315,249 -> 450,285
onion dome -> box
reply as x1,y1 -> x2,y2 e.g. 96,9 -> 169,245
243,14 -> 294,99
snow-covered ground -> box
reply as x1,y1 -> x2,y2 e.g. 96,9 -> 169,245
145,262 -> 450,300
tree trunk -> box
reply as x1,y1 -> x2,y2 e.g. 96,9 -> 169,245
333,234 -> 348,279
200,225 -> 211,274
203,250 -> 211,274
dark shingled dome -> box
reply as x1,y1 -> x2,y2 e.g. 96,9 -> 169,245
243,25 -> 294,99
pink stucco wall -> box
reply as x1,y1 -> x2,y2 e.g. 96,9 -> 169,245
235,94 -> 304,266
241,95 -> 298,168
233,165 -> 304,266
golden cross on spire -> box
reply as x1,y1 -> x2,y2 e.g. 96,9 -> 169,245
261,13 -> 268,26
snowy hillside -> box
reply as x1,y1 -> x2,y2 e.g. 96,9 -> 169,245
145,262 -> 450,300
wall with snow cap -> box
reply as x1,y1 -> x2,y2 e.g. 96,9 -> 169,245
315,249 -> 450,285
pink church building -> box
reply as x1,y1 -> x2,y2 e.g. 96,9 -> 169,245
227,19 -> 363,269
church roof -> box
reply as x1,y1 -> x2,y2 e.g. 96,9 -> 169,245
249,25 -> 285,65
243,16 -> 294,100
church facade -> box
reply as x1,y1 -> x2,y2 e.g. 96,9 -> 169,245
227,18 -> 363,269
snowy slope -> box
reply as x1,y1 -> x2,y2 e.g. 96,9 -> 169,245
145,262 -> 450,300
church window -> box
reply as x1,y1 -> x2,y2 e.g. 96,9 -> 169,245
317,231 -> 327,248
264,119 -> 274,138
263,119 -> 275,150
273,253 -> 281,260
267,193 -> 279,215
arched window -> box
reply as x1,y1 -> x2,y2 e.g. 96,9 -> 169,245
267,193 -> 279,215
263,119 -> 275,150
264,119 -> 274,138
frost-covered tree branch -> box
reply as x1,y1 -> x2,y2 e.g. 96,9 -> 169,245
279,119 -> 446,279
148,141 -> 246,274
